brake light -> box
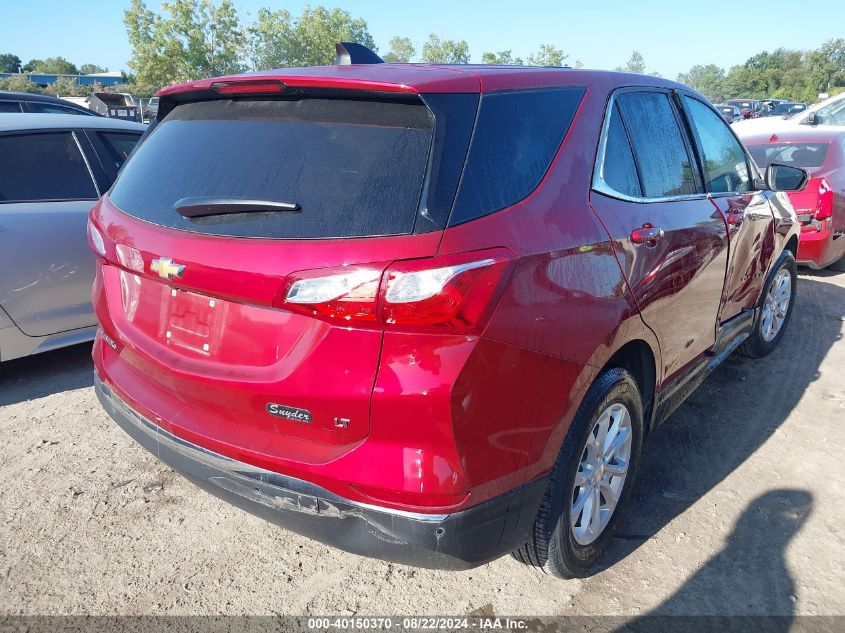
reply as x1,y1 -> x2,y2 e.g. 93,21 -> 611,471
814,178 -> 834,220
88,220 -> 106,257
210,80 -> 286,95
280,264 -> 385,323
381,253 -> 512,332
277,249 -> 514,333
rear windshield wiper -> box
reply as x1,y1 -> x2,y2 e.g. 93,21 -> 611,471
174,197 -> 301,218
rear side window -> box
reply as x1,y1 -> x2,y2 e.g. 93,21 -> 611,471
109,98 -> 435,239
616,91 -> 698,198
682,97 -> 750,194
450,87 -> 584,225
0,101 -> 23,113
0,132 -> 98,203
27,102 -> 85,115
96,132 -> 142,173
599,105 -> 642,198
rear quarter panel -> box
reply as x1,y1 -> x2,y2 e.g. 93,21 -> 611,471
435,80 -> 660,495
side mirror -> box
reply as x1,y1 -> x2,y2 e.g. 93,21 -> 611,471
802,111 -> 818,126
765,163 -> 809,192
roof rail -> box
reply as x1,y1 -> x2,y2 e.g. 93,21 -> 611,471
334,42 -> 385,66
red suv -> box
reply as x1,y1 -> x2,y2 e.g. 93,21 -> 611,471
90,48 -> 806,578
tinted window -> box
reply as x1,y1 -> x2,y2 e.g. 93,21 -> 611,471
97,132 -> 141,173
0,101 -> 23,113
616,91 -> 698,198
599,104 -> 642,198
27,102 -> 84,115
109,98 -> 435,239
0,132 -> 97,202
450,87 -> 584,224
683,97 -> 751,194
747,143 -> 830,170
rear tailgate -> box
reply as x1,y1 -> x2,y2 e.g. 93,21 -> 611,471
92,88 -> 472,463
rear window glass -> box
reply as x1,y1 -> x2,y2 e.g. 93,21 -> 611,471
747,143 -> 830,170
450,87 -> 584,225
96,131 -> 141,174
616,91 -> 698,198
0,132 -> 97,202
109,98 -> 435,239
600,104 -> 642,198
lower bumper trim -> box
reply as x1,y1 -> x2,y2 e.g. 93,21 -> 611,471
94,375 -> 548,570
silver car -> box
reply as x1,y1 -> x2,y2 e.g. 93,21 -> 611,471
0,114 -> 145,361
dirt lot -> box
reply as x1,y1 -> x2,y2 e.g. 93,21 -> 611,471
1,269 -> 844,619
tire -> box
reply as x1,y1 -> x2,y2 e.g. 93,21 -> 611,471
512,368 -> 644,578
740,250 -> 797,359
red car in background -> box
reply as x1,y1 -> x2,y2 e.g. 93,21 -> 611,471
727,98 -> 764,119
742,128 -> 845,269
90,45 -> 806,578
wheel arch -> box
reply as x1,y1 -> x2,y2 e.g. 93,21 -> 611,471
598,339 -> 657,435
784,234 -> 798,259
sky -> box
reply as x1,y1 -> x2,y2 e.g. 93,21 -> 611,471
2,0 -> 844,78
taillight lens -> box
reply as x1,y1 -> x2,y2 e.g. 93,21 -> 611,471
277,249 -> 514,333
280,264 -> 386,323
814,178 -> 834,220
88,220 -> 106,257
381,251 -> 513,333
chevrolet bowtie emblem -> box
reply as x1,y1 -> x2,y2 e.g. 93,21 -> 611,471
150,257 -> 186,280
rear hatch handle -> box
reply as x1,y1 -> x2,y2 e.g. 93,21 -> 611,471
175,197 -> 301,218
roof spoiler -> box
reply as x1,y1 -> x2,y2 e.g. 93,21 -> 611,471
334,42 -> 385,66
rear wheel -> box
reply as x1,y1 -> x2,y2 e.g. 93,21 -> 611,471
740,250 -> 797,358
513,368 -> 643,578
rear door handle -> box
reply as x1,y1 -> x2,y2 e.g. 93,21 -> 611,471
631,224 -> 665,246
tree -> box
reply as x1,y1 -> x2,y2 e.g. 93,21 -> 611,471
79,63 -> 108,75
124,0 -> 246,92
32,57 -> 78,75
526,44 -> 567,67
421,34 -> 469,64
247,7 -> 292,70
617,50 -> 646,74
383,36 -> 415,63
45,76 -> 90,97
0,53 -> 22,73
248,5 -> 376,68
480,50 -> 522,65
0,74 -> 40,92
677,64 -> 727,101
21,59 -> 41,73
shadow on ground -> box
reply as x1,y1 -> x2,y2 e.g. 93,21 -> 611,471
600,275 -> 842,574
618,489 -> 812,633
0,343 -> 93,406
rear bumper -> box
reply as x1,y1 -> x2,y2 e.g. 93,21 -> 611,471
797,229 -> 843,269
95,374 -> 547,570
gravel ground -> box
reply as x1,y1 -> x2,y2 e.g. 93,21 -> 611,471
1,269 -> 844,619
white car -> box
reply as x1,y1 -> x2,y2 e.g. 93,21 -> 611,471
733,91 -> 845,133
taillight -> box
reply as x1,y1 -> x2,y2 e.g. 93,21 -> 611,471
277,249 -> 514,333
381,252 -> 512,333
814,178 -> 834,220
280,264 -> 386,323
88,220 -> 106,257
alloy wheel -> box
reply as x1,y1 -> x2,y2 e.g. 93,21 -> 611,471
761,269 -> 792,343
570,402 -> 633,546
